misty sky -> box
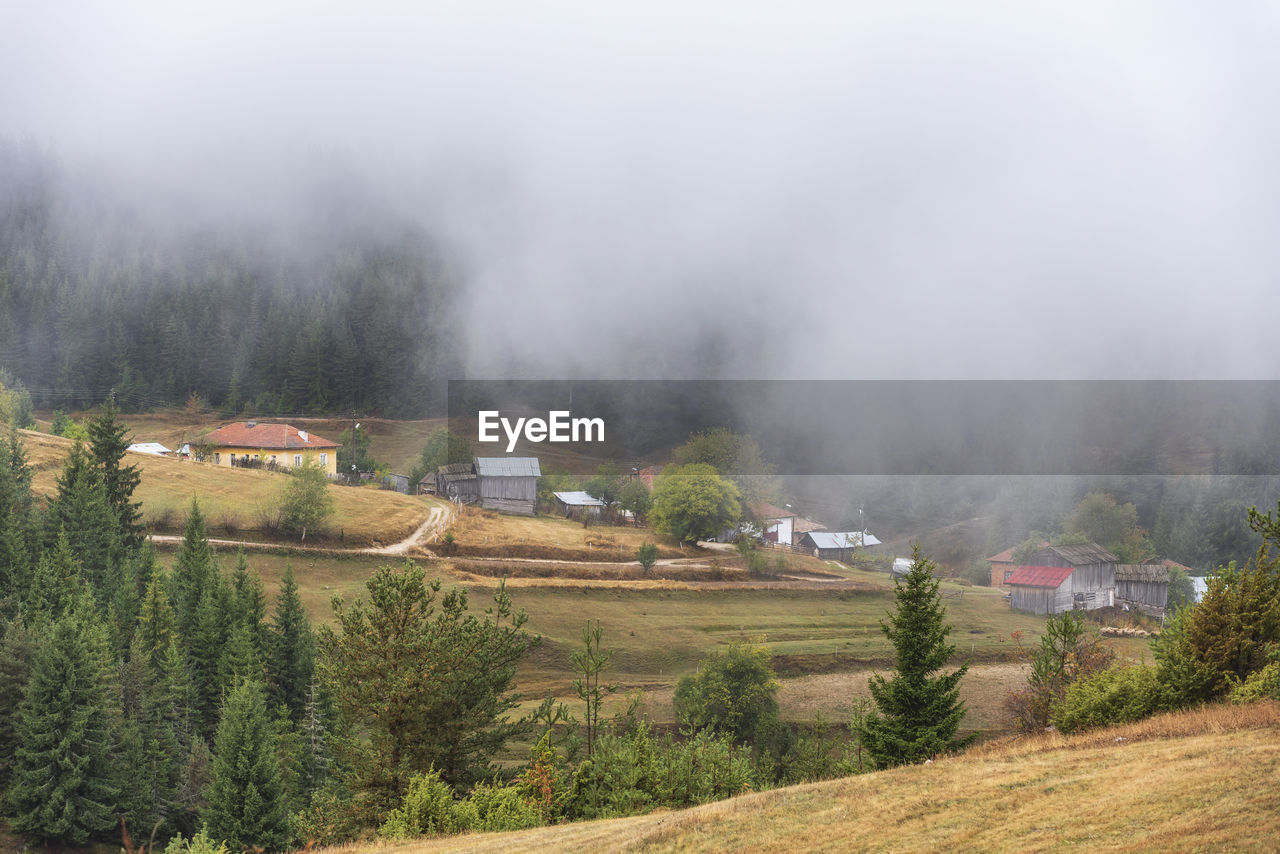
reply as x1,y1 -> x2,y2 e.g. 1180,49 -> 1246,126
4,2 -> 1280,380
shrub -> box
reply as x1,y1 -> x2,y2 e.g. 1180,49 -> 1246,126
457,782 -> 542,832
1052,665 -> 1164,733
674,639 -> 779,745
163,828 -> 231,854
378,769 -> 466,839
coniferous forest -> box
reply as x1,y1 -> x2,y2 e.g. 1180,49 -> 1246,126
0,142 -> 462,417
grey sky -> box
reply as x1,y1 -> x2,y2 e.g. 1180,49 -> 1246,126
4,2 -> 1279,379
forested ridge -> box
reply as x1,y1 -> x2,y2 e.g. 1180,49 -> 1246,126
0,143 -> 462,417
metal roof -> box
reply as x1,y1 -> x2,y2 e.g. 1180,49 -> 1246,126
127,442 -> 171,455
806,531 -> 882,549
474,457 -> 541,477
1005,565 -> 1074,588
553,491 -> 606,507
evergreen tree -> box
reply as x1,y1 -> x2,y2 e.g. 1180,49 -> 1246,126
202,678 -> 292,852
7,610 -> 121,844
230,551 -> 269,663
0,616 -> 35,789
138,571 -> 178,672
268,565 -> 314,720
318,562 -> 536,801
173,498 -> 216,638
25,529 -> 87,627
0,429 -> 35,607
88,397 -> 145,548
190,577 -> 233,738
860,543 -> 972,768
45,442 -> 123,604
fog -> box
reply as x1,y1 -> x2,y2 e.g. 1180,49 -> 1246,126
4,2 -> 1280,380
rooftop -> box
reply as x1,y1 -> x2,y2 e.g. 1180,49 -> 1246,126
202,422 -> 339,450
1006,565 -> 1075,588
475,457 -> 542,477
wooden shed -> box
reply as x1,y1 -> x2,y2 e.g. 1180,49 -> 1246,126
1006,565 -> 1076,615
475,457 -> 541,516
1114,564 -> 1169,615
799,531 -> 882,563
436,463 -> 479,503
552,490 -> 605,519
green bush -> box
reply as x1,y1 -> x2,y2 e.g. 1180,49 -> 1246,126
1052,665 -> 1164,733
1229,654 -> 1280,704
674,639 -> 779,745
456,782 -> 542,832
378,769 -> 466,839
163,828 -> 231,854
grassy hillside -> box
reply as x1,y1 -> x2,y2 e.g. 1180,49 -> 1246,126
17,428 -> 433,547
366,702 -> 1280,853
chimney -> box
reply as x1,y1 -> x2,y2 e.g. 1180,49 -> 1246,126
299,430 -> 308,442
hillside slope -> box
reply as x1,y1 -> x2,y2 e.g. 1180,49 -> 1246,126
371,702 -> 1280,854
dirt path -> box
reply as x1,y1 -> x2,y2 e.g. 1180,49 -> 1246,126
148,501 -> 455,557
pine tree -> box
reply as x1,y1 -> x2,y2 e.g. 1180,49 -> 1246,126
268,565 -> 314,720
860,543 -> 972,768
203,678 -> 292,852
25,528 -> 87,627
88,396 -> 145,549
7,610 -> 121,844
0,429 -> 35,608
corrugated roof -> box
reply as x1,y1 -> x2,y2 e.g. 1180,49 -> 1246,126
806,531 -> 882,549
553,491 -> 606,507
475,457 -> 541,477
1006,565 -> 1074,588
1040,543 -> 1119,566
437,462 -> 476,484
203,422 -> 339,450
1115,565 -> 1169,583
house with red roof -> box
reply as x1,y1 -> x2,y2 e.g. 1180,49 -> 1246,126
987,541 -> 1047,588
201,421 -> 340,476
749,501 -> 797,545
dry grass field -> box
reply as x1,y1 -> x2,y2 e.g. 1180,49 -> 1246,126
446,504 -> 689,560
358,701 -> 1280,854
17,428 -> 434,547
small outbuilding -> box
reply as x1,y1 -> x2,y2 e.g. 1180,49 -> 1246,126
800,531 -> 882,563
553,490 -> 606,519
1114,564 -> 1169,615
749,502 -> 797,545
436,462 -> 479,503
1005,565 -> 1077,615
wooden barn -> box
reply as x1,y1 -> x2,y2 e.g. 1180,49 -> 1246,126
799,531 -> 882,563
1026,542 -> 1117,609
475,457 -> 541,516
1005,565 -> 1077,615
1114,564 -> 1169,615
436,462 -> 479,503
986,540 -> 1047,588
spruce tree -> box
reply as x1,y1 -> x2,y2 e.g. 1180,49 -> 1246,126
7,610 -> 120,844
45,442 -> 124,604
230,551 -> 269,663
203,678 -> 291,852
190,578 -> 233,738
860,543 -> 972,768
88,396 -> 145,549
0,616 -> 35,789
137,571 -> 178,673
173,498 -> 216,637
268,565 -> 314,720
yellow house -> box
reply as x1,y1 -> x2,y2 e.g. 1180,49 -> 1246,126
200,421 -> 339,476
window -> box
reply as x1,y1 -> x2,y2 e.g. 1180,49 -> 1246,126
319,453 -> 327,466
214,453 -> 221,464
294,455 -> 302,467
